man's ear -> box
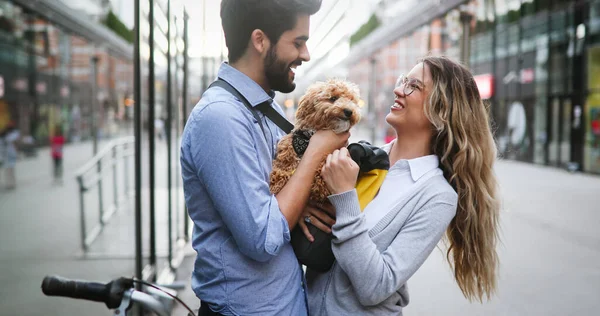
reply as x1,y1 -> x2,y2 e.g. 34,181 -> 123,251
250,29 -> 270,56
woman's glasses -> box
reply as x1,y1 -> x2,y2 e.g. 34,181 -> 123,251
395,74 -> 423,97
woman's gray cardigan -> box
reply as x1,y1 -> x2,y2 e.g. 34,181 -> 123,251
306,174 -> 458,315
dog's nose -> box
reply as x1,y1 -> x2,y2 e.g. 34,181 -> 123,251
343,109 -> 353,118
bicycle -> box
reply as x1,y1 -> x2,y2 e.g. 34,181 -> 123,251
41,275 -> 196,316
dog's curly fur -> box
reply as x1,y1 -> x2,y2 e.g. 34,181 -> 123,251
270,79 -> 361,203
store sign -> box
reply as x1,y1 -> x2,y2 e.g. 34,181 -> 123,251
474,74 -> 494,99
0,76 -> 4,98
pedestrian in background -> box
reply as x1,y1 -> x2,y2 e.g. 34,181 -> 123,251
306,56 -> 501,315
179,0 -> 349,315
50,127 -> 65,183
1,121 -> 19,190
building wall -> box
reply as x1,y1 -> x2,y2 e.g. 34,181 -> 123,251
468,0 -> 600,174
345,0 -> 600,174
347,14 -> 454,143
0,0 -> 133,143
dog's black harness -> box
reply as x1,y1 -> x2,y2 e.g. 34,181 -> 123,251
292,129 -> 315,157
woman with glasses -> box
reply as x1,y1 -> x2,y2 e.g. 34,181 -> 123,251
305,56 -> 500,315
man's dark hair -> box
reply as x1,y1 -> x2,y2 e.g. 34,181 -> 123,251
221,0 -> 322,63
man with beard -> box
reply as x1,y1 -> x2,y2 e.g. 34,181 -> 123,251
180,0 -> 349,315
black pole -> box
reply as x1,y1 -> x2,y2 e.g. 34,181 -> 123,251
166,0 -> 173,270
173,15 -> 182,241
182,9 -> 190,241
26,14 -> 38,140
571,0 -> 586,170
133,0 -> 143,291
148,0 -> 157,279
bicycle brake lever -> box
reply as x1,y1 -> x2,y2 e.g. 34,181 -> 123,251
114,289 -> 134,315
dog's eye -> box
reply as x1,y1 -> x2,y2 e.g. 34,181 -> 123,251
329,96 -> 338,102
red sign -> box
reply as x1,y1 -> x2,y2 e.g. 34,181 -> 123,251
473,74 -> 494,99
520,68 -> 534,84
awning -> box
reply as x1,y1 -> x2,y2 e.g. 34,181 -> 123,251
12,0 -> 133,61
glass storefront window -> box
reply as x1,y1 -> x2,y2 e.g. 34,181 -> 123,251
496,24 -> 508,59
508,23 -> 519,56
586,93 -> 600,173
585,47 -> 600,173
535,0 -> 552,12
550,10 -> 568,44
591,0 -> 600,36
495,0 -> 509,25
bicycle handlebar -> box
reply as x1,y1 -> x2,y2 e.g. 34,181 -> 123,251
41,275 -> 134,309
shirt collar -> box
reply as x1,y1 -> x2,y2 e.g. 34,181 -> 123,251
406,155 -> 439,182
382,140 -> 439,182
217,62 -> 275,107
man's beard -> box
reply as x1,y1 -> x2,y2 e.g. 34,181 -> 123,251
264,46 -> 298,93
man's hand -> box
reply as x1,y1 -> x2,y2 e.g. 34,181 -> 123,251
305,130 -> 350,157
297,201 -> 336,242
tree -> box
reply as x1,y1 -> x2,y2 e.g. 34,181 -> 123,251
102,10 -> 133,43
350,14 -> 381,47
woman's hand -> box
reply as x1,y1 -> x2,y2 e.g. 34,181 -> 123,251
305,130 -> 350,157
298,201 -> 336,242
321,147 -> 360,195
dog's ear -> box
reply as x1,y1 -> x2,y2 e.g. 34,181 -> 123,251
296,84 -> 322,121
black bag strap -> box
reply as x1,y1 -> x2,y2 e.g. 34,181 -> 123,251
208,79 -> 294,138
256,102 -> 294,134
208,79 -> 268,141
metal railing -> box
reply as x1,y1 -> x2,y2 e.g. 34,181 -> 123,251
75,136 -> 135,252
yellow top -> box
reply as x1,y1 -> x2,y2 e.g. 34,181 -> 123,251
355,169 -> 388,211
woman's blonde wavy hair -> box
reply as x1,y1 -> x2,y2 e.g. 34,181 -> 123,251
420,56 -> 500,302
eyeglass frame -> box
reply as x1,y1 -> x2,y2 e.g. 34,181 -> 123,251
394,74 -> 424,97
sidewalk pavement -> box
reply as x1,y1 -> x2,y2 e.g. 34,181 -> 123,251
2,128 -> 599,315
0,136 -> 197,316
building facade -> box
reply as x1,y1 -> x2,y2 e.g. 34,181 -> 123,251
343,0 -> 467,145
333,0 -> 600,174
0,0 -> 133,145
469,0 -> 600,174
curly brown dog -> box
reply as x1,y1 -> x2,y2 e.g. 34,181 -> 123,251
270,79 -> 361,203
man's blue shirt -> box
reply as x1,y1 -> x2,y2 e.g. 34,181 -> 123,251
180,63 -> 307,315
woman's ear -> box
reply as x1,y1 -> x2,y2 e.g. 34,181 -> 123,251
250,29 -> 270,56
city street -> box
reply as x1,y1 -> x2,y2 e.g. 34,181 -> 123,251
407,161 -> 600,316
1,132 -> 599,315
